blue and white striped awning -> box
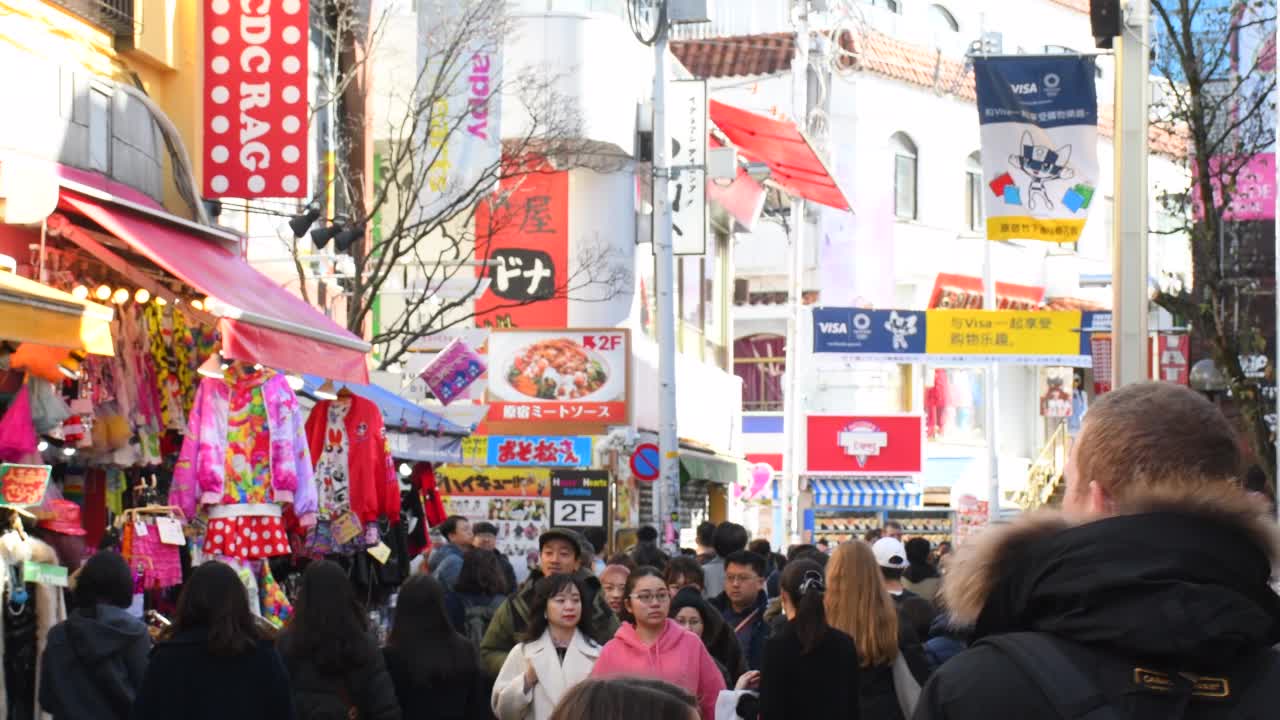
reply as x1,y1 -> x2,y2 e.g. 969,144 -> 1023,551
808,478 -> 922,508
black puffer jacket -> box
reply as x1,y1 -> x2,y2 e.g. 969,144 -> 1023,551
915,493 -> 1280,719
277,631 -> 401,720
40,604 -> 150,720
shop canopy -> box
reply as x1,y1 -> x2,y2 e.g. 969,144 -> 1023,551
809,478 -> 922,508
0,271 -> 115,355
297,375 -> 468,464
680,450 -> 750,486
709,99 -> 852,212
57,190 -> 371,384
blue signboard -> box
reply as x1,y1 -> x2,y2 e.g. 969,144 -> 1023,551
812,308 -> 927,356
487,436 -> 593,468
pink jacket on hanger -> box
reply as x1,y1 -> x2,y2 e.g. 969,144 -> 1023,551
170,373 -> 316,523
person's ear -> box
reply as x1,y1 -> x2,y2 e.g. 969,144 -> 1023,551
1088,480 -> 1112,515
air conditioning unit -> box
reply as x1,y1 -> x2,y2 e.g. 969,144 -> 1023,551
667,0 -> 712,25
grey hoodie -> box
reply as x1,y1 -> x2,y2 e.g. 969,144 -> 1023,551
39,604 -> 150,720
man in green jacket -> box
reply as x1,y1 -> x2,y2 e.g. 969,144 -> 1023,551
480,528 -> 620,675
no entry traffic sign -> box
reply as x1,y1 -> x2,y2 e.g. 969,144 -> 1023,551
630,443 -> 660,482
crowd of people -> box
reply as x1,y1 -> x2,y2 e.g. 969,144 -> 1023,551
31,382 -> 1280,719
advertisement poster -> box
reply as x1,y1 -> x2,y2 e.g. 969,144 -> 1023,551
812,308 -> 925,357
443,495 -> 545,583
1038,367 -> 1074,418
975,56 -> 1100,243
550,470 -> 610,545
665,80 -> 707,255
419,337 -> 485,405
474,170 -> 569,329
435,466 -> 550,497
954,494 -> 989,545
486,329 -> 630,424
203,0 -> 309,197
806,416 -> 925,475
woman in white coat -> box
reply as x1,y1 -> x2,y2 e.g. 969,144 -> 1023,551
493,573 -> 601,720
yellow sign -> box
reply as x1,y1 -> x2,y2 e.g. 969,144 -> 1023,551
461,437 -> 488,465
986,217 -> 1088,244
436,466 -> 551,497
926,310 -> 1081,358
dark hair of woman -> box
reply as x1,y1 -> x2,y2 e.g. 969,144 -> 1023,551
548,677 -> 697,720
780,558 -> 829,655
520,573 -> 595,643
166,561 -> 265,656
619,565 -> 665,625
73,551 -> 133,614
632,544 -> 669,573
387,574 -> 478,685
280,559 -> 373,675
454,548 -> 509,595
903,537 -> 939,584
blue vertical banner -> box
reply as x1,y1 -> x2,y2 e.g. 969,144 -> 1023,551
975,56 -> 1100,243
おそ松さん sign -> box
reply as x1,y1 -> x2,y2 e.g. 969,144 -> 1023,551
975,55 -> 1100,243
806,416 -> 924,475
203,0 -> 310,198
486,329 -> 630,426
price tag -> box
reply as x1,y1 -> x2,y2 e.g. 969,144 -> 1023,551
155,517 -> 186,546
21,561 -> 67,588
367,541 -> 391,565
332,511 -> 363,544
134,521 -> 148,537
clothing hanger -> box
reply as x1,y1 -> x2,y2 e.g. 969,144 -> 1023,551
336,385 -> 354,399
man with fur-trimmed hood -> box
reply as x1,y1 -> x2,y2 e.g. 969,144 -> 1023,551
916,382 -> 1280,718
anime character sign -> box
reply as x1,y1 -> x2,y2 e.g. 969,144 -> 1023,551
975,56 -> 1100,243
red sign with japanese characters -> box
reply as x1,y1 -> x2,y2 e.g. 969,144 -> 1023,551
806,416 -> 924,475
486,329 -> 630,426
1157,334 -> 1190,385
202,0 -> 310,198
475,169 -> 569,328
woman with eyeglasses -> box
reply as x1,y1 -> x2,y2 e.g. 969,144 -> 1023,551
591,566 -> 726,719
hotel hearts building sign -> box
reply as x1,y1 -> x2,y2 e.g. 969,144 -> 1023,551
203,0 -> 310,198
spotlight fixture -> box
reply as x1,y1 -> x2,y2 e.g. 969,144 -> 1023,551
94,285 -> 112,301
58,349 -> 87,380
198,349 -> 230,379
134,288 -> 150,304
190,299 -> 204,311
71,285 -> 89,300
37,440 -> 48,453
62,446 -> 76,457
154,296 -> 168,307
398,463 -> 412,478
314,379 -> 339,400
310,224 -> 342,250
334,225 -> 365,254
111,288 -> 129,304
285,374 -> 305,391
288,203 -> 323,238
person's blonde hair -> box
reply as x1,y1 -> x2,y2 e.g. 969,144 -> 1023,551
825,540 -> 899,667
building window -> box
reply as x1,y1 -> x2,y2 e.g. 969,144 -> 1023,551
734,335 -> 786,412
891,132 -> 918,220
965,151 -> 983,232
88,86 -> 111,174
47,0 -> 136,37
929,5 -> 959,32
925,366 -> 987,444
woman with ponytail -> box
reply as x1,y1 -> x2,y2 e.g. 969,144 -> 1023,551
757,558 -> 860,720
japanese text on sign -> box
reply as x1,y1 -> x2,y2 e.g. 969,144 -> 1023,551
435,467 -> 551,497
489,436 -> 592,467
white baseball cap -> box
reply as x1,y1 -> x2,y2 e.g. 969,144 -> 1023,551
872,537 -> 908,569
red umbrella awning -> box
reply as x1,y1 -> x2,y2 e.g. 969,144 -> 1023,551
709,100 -> 852,212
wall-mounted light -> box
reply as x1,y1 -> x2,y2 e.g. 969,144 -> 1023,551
288,203 -> 323,238
94,284 -> 112,301
71,285 -> 89,300
111,288 -> 129,304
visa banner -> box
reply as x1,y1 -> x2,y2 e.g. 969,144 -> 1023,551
975,56 -> 1100,243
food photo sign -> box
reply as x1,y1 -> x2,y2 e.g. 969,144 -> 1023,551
485,329 -> 631,430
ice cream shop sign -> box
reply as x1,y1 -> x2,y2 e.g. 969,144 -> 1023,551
203,0 -> 310,198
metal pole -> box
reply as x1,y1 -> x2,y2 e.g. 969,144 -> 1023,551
653,15 -> 680,551
1112,0 -> 1151,387
983,238 -> 1000,521
782,2 -> 809,544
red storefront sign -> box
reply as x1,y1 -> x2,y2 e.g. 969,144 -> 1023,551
928,273 -> 1045,311
1157,334 -> 1190,385
474,169 -> 569,328
203,0 -> 310,198
806,416 -> 924,475
485,329 -> 630,425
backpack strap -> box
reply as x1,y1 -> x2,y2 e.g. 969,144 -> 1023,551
977,633 -> 1127,720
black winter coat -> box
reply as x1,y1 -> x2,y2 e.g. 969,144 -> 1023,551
382,647 -> 491,720
40,604 -> 150,720
277,631 -> 401,720
759,621 -> 860,720
130,630 -> 294,720
915,506 -> 1280,720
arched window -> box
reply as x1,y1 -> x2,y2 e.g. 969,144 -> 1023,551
965,151 -> 983,231
929,4 -> 960,33
891,132 -> 918,220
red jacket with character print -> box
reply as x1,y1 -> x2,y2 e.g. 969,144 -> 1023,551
304,394 -> 400,524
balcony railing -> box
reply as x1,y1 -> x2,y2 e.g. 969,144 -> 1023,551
48,0 -> 137,37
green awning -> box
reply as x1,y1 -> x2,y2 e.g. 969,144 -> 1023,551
679,452 -> 748,486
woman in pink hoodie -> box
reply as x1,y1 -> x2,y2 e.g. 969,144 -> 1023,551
591,566 -> 726,719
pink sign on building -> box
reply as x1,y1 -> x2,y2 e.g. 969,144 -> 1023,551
420,338 -> 485,406
1193,154 -> 1276,222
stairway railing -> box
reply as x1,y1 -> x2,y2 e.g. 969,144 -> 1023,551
1016,422 -> 1072,510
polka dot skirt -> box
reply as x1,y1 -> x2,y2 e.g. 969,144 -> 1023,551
203,515 -> 291,560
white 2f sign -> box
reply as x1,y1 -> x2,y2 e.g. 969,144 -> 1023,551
553,500 -> 604,527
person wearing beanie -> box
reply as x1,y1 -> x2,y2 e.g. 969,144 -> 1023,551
669,587 -> 746,687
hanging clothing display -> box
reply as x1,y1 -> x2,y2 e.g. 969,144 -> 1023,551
171,366 -> 316,561
0,529 -> 67,720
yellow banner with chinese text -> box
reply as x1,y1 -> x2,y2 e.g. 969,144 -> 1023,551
925,310 -> 1082,357
986,217 -> 1087,244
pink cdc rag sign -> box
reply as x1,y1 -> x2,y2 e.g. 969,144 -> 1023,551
1194,154 -> 1276,221
420,338 -> 485,406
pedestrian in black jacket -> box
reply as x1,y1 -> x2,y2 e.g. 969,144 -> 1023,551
41,551 -> 149,720
710,550 -> 771,671
384,574 -> 491,720
758,559 -> 860,720
276,560 -> 400,720
131,561 -> 294,720
917,383 -> 1280,720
